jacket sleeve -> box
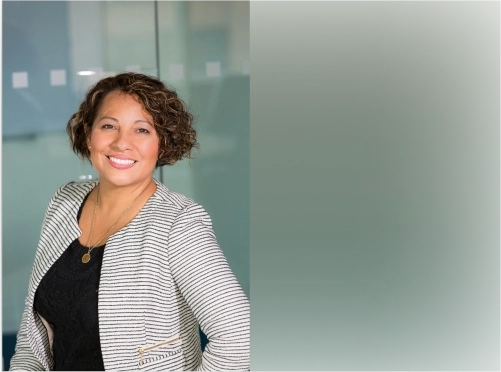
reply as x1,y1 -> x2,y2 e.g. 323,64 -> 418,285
9,184 -> 70,371
168,203 -> 250,371
9,303 -> 47,371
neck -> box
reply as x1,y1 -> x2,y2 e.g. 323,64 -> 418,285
96,178 -> 156,211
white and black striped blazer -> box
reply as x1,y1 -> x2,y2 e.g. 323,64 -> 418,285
10,179 -> 250,371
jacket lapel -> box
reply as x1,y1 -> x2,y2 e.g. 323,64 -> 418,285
26,181 -> 97,369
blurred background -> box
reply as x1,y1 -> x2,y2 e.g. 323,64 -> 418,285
2,1 -> 249,369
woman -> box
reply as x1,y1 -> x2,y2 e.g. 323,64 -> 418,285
10,73 -> 250,371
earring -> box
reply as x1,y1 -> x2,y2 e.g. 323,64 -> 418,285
88,147 -> 92,150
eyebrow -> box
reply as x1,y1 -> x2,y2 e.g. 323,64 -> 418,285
98,116 -> 154,127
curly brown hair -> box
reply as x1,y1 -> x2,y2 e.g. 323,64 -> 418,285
66,72 -> 198,166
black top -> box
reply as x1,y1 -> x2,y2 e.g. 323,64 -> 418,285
34,195 -> 106,371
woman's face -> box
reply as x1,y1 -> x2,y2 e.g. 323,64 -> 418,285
88,91 -> 159,189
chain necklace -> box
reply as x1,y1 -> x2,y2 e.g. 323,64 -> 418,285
82,181 -> 151,263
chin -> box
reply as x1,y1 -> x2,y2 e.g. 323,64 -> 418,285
98,173 -> 152,188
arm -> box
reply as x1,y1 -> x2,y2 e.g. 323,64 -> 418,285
168,204 -> 250,371
9,304 -> 46,371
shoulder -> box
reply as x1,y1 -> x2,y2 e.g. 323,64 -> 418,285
151,180 -> 212,225
53,180 -> 98,198
46,180 -> 97,208
40,180 -> 97,224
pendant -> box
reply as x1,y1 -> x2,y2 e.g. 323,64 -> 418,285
82,253 -> 91,263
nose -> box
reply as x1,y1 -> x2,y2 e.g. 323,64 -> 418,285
111,129 -> 133,151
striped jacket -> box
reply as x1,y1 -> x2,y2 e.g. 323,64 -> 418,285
10,180 -> 250,371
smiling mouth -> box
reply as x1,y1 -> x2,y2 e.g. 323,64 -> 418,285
107,156 -> 136,165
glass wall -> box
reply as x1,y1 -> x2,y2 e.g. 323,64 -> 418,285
157,1 -> 250,301
2,1 -> 249,368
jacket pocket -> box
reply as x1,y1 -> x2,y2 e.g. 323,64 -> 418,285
138,335 -> 182,367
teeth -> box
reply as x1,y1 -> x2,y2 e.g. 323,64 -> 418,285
109,156 -> 135,165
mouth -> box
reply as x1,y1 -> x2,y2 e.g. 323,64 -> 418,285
107,156 -> 137,166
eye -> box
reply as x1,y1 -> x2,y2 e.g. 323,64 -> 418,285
136,128 -> 150,134
101,124 -> 115,129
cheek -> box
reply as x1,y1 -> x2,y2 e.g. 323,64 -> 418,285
138,140 -> 159,165
88,131 -> 111,150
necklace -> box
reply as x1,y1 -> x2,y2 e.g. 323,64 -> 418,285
82,181 -> 151,263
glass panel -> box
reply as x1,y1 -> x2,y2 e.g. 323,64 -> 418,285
157,1 -> 250,296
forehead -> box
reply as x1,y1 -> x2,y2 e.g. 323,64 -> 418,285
99,91 -> 138,109
96,91 -> 152,119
